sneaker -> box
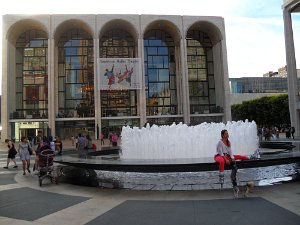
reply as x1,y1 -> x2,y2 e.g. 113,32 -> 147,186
27,169 -> 31,173
23,172 -> 26,175
3,166 -> 8,169
13,165 -> 18,168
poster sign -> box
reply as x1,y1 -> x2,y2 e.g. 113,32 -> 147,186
98,58 -> 142,90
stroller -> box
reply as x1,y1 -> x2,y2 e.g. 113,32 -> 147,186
38,149 -> 57,186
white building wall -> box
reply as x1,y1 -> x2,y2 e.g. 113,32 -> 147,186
1,14 -> 230,141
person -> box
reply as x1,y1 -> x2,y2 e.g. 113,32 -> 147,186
71,135 -> 75,146
108,132 -> 112,145
49,136 -> 55,152
75,136 -> 78,148
214,129 -> 249,188
100,132 -> 105,145
55,136 -> 63,155
291,126 -> 295,139
35,130 -> 43,152
3,139 -> 18,169
85,135 -> 93,155
104,64 -> 115,88
111,132 -> 118,147
18,136 -> 31,175
77,133 -> 86,158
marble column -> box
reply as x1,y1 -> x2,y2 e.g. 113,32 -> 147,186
283,7 -> 300,137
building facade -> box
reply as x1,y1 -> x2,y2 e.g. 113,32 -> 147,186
230,77 -> 288,94
1,14 -> 230,141
283,0 -> 300,137
229,77 -> 288,106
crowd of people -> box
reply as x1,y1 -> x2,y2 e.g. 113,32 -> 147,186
258,126 -> 295,141
3,129 -> 122,170
3,132 -> 63,175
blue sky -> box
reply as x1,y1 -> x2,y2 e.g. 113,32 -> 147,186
0,0 -> 299,92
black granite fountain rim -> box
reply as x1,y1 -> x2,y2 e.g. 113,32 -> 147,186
54,151 -> 300,173
259,141 -> 296,149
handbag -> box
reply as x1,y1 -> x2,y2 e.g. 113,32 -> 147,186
28,144 -> 33,155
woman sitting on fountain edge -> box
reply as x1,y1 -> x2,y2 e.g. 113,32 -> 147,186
214,129 -> 249,185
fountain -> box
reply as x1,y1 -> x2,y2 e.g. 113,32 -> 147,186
120,120 -> 258,160
55,119 -> 300,190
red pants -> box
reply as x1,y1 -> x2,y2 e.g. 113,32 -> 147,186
214,154 -> 249,172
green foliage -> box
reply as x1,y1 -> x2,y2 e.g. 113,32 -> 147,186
231,94 -> 290,127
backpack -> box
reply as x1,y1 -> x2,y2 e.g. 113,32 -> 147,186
92,143 -> 97,151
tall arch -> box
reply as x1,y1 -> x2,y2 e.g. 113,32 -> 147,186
6,19 -> 48,44
99,20 -> 140,134
186,21 -> 224,125
143,20 -> 182,125
5,19 -> 49,139
53,19 -> 94,43
99,19 -> 138,43
54,20 -> 95,138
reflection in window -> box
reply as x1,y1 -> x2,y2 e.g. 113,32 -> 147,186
144,29 -> 177,116
99,29 -> 137,117
58,29 -> 94,118
15,30 -> 48,119
187,30 -> 216,115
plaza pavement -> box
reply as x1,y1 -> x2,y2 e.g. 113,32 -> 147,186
0,139 -> 299,225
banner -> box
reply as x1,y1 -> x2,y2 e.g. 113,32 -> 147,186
98,58 -> 142,90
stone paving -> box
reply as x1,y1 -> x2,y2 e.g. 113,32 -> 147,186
0,141 -> 300,225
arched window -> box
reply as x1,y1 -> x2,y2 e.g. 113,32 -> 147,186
15,30 -> 48,119
99,29 -> 137,117
58,29 -> 94,118
144,29 -> 177,116
186,30 -> 216,115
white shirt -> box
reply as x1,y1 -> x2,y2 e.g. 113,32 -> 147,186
216,140 -> 234,159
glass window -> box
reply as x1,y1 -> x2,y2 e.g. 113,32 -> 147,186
99,29 -> 137,117
148,47 -> 157,55
187,29 -> 216,115
144,29 -> 177,116
58,29 -> 94,117
158,47 -> 168,55
153,56 -> 163,68
35,48 -> 46,56
188,69 -> 198,81
159,69 -> 169,82
30,40 -> 44,47
16,78 -> 22,90
15,30 -> 48,117
24,48 -> 34,56
148,69 -> 159,82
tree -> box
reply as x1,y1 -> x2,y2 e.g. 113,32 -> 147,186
231,94 -> 290,127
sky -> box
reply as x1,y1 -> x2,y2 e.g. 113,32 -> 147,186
0,0 -> 299,94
